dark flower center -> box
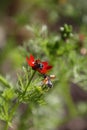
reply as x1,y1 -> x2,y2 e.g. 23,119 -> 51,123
32,62 -> 43,70
38,63 -> 43,69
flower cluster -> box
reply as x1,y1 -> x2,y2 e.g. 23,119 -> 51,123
26,54 -> 55,88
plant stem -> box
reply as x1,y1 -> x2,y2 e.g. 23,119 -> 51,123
23,70 -> 36,96
4,122 -> 9,130
9,102 -> 20,121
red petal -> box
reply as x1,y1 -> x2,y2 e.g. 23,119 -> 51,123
26,55 -> 35,67
42,62 -> 48,67
38,62 -> 52,74
29,55 -> 34,62
46,65 -> 53,70
40,66 -> 52,74
38,68 -> 47,74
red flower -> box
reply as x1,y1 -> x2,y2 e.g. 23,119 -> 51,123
26,54 -> 52,74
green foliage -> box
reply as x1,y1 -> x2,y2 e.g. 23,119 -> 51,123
17,67 -> 47,105
0,75 -> 12,88
0,76 -> 16,125
0,58 -> 52,130
60,24 -> 73,41
0,23 -> 87,129
17,25 -> 87,129
0,0 -> 87,129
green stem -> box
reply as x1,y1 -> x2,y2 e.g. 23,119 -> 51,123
23,71 -> 36,96
9,102 -> 20,121
4,122 -> 9,130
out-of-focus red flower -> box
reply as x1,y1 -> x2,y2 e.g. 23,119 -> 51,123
26,54 -> 52,74
79,34 -> 85,42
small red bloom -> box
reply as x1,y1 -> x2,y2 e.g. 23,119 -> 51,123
26,54 -> 52,74
79,34 -> 85,42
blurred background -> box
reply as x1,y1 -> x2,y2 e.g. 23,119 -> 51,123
0,0 -> 87,130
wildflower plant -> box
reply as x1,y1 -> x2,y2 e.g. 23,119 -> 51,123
0,53 -> 54,130
0,24 -> 87,130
